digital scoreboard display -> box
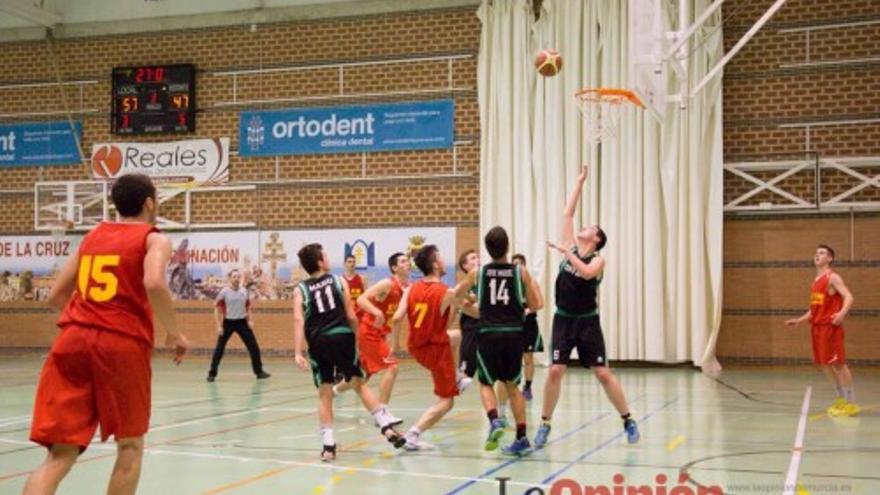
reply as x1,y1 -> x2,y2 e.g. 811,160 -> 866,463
111,64 -> 196,135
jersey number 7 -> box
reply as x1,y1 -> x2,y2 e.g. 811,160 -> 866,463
413,303 -> 429,329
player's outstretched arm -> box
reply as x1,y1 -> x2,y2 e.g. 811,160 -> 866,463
547,241 -> 604,280
357,278 -> 391,328
144,232 -> 189,364
292,287 -> 309,370
46,253 -> 79,311
562,165 -> 588,247
452,269 -> 477,301
829,273 -> 854,325
785,310 -> 811,326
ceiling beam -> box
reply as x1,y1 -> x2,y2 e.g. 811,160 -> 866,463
0,0 -> 62,28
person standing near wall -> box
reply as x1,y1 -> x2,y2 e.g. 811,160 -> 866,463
207,269 -> 271,382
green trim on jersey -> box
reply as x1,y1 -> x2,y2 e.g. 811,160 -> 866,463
514,264 -> 525,306
555,308 -> 599,319
298,283 -> 311,319
479,326 -> 523,334
324,325 -> 354,336
476,350 -> 494,384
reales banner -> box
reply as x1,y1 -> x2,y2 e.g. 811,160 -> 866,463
90,138 -> 230,184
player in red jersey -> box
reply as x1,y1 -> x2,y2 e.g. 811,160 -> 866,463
392,245 -> 470,450
334,253 -> 410,418
24,174 -> 189,495
342,254 -> 365,315
786,244 -> 857,416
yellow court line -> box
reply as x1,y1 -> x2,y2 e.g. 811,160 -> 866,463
666,435 -> 685,451
200,467 -> 297,495
796,482 -> 811,495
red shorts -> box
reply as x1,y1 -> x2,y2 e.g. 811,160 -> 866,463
30,325 -> 152,450
358,322 -> 398,375
811,324 -> 846,365
410,343 -> 458,398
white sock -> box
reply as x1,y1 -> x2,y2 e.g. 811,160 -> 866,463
406,426 -> 421,439
499,404 -> 508,417
320,425 -> 334,446
371,406 -> 391,428
835,386 -> 844,398
844,386 -> 855,403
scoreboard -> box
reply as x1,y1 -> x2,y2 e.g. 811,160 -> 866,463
111,64 -> 196,135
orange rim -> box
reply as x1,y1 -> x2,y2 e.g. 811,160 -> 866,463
575,88 -> 645,108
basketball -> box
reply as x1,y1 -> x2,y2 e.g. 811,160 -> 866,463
535,49 -> 562,77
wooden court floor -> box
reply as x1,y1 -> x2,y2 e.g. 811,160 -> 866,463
0,354 -> 877,494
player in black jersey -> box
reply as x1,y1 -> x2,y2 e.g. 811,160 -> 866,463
534,166 -> 640,449
456,227 -> 539,456
456,249 -> 480,379
292,243 -> 406,462
512,253 -> 544,400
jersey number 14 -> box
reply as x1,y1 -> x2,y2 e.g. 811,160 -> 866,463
488,278 -> 510,305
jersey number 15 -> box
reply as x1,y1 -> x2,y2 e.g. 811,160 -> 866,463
78,255 -> 120,302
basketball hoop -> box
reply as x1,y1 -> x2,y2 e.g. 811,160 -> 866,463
49,219 -> 75,243
574,88 -> 645,144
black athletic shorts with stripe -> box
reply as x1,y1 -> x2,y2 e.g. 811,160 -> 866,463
308,331 -> 364,387
522,313 -> 544,353
550,313 -> 607,368
476,331 -> 524,386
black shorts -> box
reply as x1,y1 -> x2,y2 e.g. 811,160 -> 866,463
307,332 -> 364,388
476,331 -> 524,386
550,314 -> 606,368
459,328 -> 479,378
522,313 -> 544,353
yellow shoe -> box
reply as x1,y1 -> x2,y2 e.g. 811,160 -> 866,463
842,402 -> 861,417
827,398 -> 847,416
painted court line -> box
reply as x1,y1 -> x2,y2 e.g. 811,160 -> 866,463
537,398 -> 679,487
443,393 -> 650,495
783,386 -> 812,495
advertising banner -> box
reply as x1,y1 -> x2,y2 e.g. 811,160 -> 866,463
90,137 -> 230,184
0,121 -> 82,167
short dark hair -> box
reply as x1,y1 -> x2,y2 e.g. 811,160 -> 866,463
298,243 -> 324,275
512,253 -> 526,265
817,244 -> 835,263
344,254 -> 355,262
484,226 -> 509,260
414,245 -> 439,276
388,252 -> 406,273
228,269 -> 240,276
595,227 -> 607,251
458,249 -> 476,273
111,174 -> 156,217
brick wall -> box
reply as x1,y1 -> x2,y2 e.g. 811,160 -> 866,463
718,0 -> 880,364
0,7 -> 481,233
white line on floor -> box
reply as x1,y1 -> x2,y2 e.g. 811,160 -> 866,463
782,386 -> 811,495
281,426 -> 355,440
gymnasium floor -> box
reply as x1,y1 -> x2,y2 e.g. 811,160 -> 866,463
0,355 -> 877,494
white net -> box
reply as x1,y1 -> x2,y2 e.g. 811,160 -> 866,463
574,89 -> 643,144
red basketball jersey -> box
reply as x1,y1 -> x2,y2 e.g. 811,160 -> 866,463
58,222 -> 159,346
810,271 -> 843,326
345,273 -> 365,316
406,280 -> 451,348
362,276 -> 403,336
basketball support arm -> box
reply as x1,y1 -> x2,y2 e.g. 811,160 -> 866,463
686,0 -> 788,98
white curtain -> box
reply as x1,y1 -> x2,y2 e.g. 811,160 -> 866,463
477,0 -> 724,366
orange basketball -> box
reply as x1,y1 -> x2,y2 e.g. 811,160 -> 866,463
535,49 -> 562,77
92,145 -> 123,178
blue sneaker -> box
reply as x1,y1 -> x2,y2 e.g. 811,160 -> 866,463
502,437 -> 533,457
624,418 -> 640,444
485,418 -> 506,451
522,388 -> 533,401
534,422 -> 551,449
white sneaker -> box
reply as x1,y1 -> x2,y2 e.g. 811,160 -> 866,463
374,414 -> 404,427
403,435 -> 435,451
456,373 -> 474,393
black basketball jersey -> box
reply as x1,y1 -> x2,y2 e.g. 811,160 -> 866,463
460,286 -> 480,332
555,248 -> 601,317
297,273 -> 351,343
477,262 -> 525,333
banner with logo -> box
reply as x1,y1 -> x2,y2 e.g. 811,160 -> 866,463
239,100 -> 454,157
164,227 -> 456,300
0,234 -> 83,301
0,121 -> 82,167
90,138 -> 229,184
